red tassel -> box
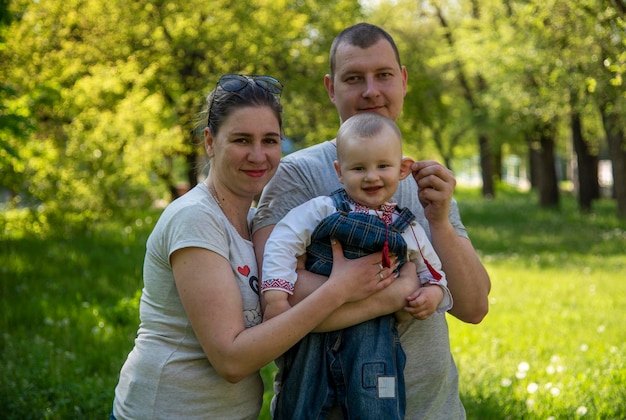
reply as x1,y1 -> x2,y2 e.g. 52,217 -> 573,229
382,240 -> 391,268
389,208 -> 444,281
425,259 -> 442,280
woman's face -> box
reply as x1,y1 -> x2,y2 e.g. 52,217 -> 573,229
206,105 -> 282,199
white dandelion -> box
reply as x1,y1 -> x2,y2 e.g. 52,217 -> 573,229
527,383 -> 539,394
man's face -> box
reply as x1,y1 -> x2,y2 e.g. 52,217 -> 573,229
325,39 -> 407,124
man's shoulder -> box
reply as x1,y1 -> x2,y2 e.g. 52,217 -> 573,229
280,140 -> 336,167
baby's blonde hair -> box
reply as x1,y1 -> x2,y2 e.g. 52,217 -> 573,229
336,112 -> 402,160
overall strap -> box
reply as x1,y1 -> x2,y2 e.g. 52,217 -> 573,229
329,188 -> 351,212
390,206 -> 416,233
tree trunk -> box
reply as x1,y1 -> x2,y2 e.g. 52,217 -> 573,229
431,127 -> 453,170
187,149 -> 198,188
538,125 -> 560,208
433,4 -> 494,199
527,136 -> 542,189
479,134 -> 495,198
493,144 -> 502,182
571,110 -> 599,212
600,105 -> 626,219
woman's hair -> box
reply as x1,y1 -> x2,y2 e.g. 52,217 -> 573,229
193,76 -> 283,138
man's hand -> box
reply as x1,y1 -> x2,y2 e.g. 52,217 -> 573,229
411,160 -> 456,224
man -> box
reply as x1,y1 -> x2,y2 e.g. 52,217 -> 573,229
253,23 -> 490,419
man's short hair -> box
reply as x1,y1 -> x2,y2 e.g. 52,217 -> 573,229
329,23 -> 402,78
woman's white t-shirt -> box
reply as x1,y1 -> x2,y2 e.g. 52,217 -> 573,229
113,184 -> 263,420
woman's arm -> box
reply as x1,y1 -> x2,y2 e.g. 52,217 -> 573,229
254,225 -> 409,329
172,242 -> 393,384
296,261 -> 420,332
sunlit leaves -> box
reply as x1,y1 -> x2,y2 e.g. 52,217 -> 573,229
1,0 -> 363,230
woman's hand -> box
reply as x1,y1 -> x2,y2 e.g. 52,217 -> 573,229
326,239 -> 395,303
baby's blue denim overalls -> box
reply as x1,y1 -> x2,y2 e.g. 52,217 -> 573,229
275,189 -> 416,420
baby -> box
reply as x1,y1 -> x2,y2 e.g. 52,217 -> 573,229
261,112 -> 452,418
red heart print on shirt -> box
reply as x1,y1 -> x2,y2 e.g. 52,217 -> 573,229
238,265 -> 251,277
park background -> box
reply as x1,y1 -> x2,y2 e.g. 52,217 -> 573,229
1,0 -> 625,418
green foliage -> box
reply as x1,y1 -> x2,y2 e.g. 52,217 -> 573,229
0,0 -> 363,230
0,85 -> 30,196
1,189 -> 625,418
366,0 -> 624,165
2,0 -> 625,230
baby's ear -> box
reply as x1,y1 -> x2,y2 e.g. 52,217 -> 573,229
400,156 -> 415,180
334,160 -> 344,184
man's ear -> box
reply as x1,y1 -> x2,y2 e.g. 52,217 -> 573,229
334,160 -> 344,184
204,127 -> 215,158
400,156 -> 415,180
324,74 -> 335,104
401,66 -> 408,97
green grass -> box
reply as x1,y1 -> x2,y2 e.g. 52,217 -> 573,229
449,187 -> 626,419
1,188 -> 625,419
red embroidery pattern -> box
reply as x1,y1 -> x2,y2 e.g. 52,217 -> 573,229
237,265 -> 251,276
261,278 -> 295,294
352,201 -> 397,225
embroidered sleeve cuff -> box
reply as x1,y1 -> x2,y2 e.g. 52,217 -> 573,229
261,279 -> 295,295
419,275 -> 453,313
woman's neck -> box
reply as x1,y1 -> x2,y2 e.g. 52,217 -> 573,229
204,179 -> 252,240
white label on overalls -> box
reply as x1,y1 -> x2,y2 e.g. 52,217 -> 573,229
378,376 -> 396,398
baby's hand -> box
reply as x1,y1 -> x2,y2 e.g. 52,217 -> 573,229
404,284 -> 444,320
263,300 -> 292,322
262,290 -> 292,322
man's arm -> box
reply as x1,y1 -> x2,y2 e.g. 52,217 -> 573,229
412,160 -> 491,324
430,224 -> 490,323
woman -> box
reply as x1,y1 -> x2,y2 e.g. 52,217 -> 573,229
111,74 -> 396,419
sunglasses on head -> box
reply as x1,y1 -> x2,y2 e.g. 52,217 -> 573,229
208,74 -> 283,128
217,74 -> 283,96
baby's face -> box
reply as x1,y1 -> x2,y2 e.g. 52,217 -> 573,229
335,125 -> 403,209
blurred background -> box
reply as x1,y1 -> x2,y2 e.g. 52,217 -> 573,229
1,0 -> 624,229
1,1 -> 625,418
